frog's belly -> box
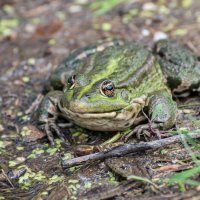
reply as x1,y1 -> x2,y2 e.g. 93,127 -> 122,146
59,106 -> 144,131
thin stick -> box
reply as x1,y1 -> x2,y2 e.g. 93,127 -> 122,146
25,94 -> 43,114
1,169 -> 15,188
62,130 -> 200,168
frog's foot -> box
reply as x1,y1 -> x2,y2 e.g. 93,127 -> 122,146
123,123 -> 161,142
35,91 -> 70,146
44,120 -> 69,146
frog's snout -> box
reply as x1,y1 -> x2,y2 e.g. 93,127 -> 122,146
68,98 -> 90,113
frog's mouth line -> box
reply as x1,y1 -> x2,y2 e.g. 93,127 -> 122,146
61,106 -> 126,119
74,109 -> 124,118
59,95 -> 148,120
59,103 -> 145,131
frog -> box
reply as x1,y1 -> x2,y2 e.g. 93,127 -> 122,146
35,39 -> 200,145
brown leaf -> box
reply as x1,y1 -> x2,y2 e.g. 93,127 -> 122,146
34,20 -> 63,37
23,124 -> 46,142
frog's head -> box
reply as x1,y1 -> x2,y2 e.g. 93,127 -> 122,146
63,74 -> 130,112
60,73 -> 147,131
59,43 -> 152,131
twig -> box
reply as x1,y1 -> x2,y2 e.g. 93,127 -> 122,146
178,103 -> 200,108
25,94 -> 43,114
62,130 -> 200,168
1,169 -> 15,188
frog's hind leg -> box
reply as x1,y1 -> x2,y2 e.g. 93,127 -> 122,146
35,91 -> 70,146
154,40 -> 200,95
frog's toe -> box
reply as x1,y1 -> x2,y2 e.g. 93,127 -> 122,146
45,123 -> 55,146
123,124 -> 145,142
45,122 -> 70,146
124,123 -> 159,142
51,123 -> 70,145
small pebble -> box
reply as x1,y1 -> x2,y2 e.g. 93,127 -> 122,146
0,124 -> 4,132
153,31 -> 168,42
3,141 -> 13,147
9,157 -> 26,167
25,24 -> 35,33
76,0 -> 88,4
69,5 -> 82,13
141,29 -> 150,37
16,157 -> 26,163
142,2 -> 157,11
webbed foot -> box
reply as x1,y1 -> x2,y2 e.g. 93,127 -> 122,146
44,121 -> 70,146
123,122 -> 173,142
124,90 -> 177,142
35,90 -> 71,146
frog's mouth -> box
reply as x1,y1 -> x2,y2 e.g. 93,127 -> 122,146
58,95 -> 147,131
59,105 -> 139,131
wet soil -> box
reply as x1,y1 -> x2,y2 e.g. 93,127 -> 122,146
0,0 -> 200,199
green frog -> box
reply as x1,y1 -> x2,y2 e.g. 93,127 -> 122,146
35,39 -> 200,145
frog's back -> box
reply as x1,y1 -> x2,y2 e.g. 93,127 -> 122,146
46,40 -> 123,91
47,41 -> 168,99
88,43 -> 167,97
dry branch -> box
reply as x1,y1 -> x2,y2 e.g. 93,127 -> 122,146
62,130 -> 200,168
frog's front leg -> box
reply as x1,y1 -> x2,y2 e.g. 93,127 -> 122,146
125,90 -> 177,141
36,91 -> 70,145
148,90 -> 177,130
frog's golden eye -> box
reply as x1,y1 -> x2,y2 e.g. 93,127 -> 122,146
100,80 -> 115,97
67,75 -> 76,89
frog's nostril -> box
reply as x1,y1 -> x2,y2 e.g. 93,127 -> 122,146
85,94 -> 90,98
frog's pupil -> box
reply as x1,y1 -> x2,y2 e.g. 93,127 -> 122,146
106,85 -> 113,91
68,77 -> 73,84
68,75 -> 75,85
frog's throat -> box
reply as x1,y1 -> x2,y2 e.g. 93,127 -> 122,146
58,95 -> 148,131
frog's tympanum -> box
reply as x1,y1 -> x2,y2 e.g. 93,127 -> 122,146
35,40 -> 200,145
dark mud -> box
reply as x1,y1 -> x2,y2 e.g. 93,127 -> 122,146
0,0 -> 200,199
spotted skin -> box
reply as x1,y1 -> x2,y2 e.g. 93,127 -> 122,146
155,40 -> 200,94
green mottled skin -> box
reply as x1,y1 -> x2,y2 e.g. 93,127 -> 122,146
155,40 -> 200,93
35,40 -> 200,144
61,44 -> 167,113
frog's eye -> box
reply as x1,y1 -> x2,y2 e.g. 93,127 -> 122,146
100,80 -> 115,97
67,75 -> 76,89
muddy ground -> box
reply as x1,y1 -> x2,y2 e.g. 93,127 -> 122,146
0,0 -> 200,199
